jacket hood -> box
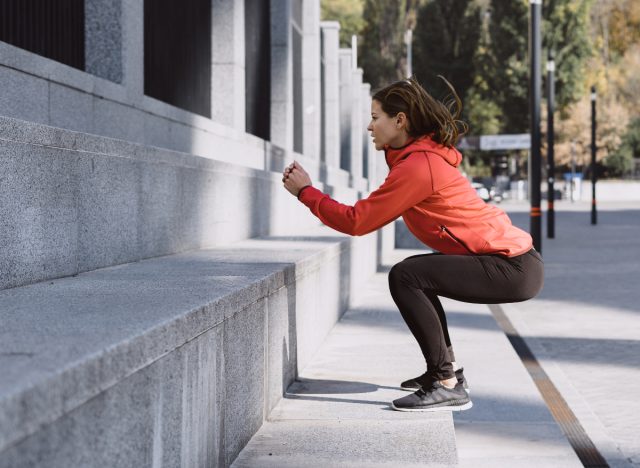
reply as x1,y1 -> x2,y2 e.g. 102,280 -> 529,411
384,135 -> 462,169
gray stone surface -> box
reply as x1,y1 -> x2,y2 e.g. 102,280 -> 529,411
85,0 -> 123,83
0,116 -> 330,290
211,0 -> 246,131
500,200 -> 640,467
0,325 -> 223,468
320,22 -> 341,176
265,285 -> 298,414
232,420 -> 455,467
224,299 -> 267,466
75,151 -> 140,272
49,82 -> 95,134
0,66 -> 48,125
0,224 -> 379,465
350,68 -> 364,183
0,142 -> 79,288
302,0 -> 321,161
339,49 -> 353,172
93,96 -> 146,142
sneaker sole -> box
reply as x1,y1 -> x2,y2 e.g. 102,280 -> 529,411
401,386 -> 471,395
391,400 -> 473,412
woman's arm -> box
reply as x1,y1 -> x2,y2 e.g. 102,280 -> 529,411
285,156 -> 434,236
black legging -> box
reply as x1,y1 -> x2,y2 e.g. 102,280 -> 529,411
388,248 -> 544,380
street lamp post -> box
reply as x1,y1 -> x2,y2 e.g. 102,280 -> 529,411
547,50 -> 555,239
530,0 -> 542,252
591,86 -> 597,225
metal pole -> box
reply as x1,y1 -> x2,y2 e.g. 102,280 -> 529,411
405,29 -> 413,78
546,50 -> 555,238
570,140 -> 576,203
530,0 -> 542,252
591,86 -> 597,225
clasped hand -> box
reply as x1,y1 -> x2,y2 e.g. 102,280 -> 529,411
282,161 -> 312,197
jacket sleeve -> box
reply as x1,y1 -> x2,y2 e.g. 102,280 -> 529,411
297,154 -> 434,236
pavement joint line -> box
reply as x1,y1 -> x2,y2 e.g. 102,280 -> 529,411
489,303 -> 610,468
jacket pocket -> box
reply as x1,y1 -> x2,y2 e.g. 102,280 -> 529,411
440,225 -> 474,254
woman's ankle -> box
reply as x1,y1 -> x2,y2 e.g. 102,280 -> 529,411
439,376 -> 457,389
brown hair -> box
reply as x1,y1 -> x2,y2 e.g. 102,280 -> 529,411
372,76 -> 468,148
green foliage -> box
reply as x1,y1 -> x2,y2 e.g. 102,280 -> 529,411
482,0 -> 530,133
359,0 -> 415,90
543,0 -> 593,113
321,0 -> 366,47
412,0 -> 482,108
605,117 -> 640,177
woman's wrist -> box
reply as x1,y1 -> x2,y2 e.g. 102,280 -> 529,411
297,184 -> 313,199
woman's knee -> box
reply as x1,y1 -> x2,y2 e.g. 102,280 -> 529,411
388,262 -> 410,291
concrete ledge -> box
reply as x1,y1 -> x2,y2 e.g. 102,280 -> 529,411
0,228 -> 377,467
0,115 -> 363,291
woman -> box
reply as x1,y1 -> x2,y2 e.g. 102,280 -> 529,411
282,77 -> 543,412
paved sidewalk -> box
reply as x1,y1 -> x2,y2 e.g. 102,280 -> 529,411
500,200 -> 640,468
233,247 -> 581,467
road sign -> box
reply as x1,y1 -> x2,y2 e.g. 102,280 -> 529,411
479,134 -> 531,151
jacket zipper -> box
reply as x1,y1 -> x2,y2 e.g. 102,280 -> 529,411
440,225 -> 474,254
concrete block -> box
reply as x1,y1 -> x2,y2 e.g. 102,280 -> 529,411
142,112 -> 173,149
232,419 -> 457,467
0,141 -> 78,290
121,0 -> 144,98
0,325 -> 224,468
211,63 -> 246,132
85,0 -> 123,83
265,285 -> 297,415
138,163 -> 184,259
93,96 -> 145,143
270,46 -> 291,103
49,83 -> 95,134
75,152 -> 140,272
224,299 -> 267,466
0,66 -> 48,124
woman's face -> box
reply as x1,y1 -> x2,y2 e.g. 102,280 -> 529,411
367,100 -> 408,151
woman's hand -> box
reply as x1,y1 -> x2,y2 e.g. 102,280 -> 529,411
282,161 -> 312,197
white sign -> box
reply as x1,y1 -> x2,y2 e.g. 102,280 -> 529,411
480,134 -> 531,151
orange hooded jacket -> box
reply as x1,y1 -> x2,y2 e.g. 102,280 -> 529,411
297,135 -> 533,257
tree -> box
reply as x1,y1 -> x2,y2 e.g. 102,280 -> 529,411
412,0 -> 482,112
481,0 -> 530,133
359,0 -> 420,90
321,0 -> 366,47
605,117 -> 640,177
543,0 -> 593,115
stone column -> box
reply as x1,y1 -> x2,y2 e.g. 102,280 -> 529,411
121,0 -> 144,102
211,0 -> 246,132
301,0 -> 321,161
338,49 -> 352,173
361,83 -> 377,192
319,22 -> 348,187
85,0 -> 123,84
271,0 -> 293,151
350,68 -> 365,190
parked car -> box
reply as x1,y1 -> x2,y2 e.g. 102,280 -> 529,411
471,182 -> 491,202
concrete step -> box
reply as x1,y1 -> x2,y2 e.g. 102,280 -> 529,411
0,228 -> 376,467
232,256 -> 459,467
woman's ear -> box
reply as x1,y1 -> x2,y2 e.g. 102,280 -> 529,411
396,112 -> 409,131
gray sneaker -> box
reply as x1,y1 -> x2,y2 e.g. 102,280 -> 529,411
392,381 -> 472,412
400,367 -> 469,393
